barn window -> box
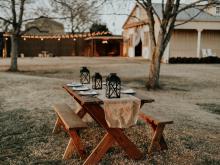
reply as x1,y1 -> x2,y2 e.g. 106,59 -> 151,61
216,7 -> 220,15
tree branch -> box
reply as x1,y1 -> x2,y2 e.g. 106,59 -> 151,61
0,16 -> 12,24
137,0 -> 156,47
11,0 -> 17,27
176,0 -> 220,15
17,0 -> 25,34
174,7 -> 204,27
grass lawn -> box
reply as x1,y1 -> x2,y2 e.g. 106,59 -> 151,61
0,57 -> 219,164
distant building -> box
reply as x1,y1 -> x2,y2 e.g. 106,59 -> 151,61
123,3 -> 220,63
25,17 -> 64,34
84,36 -> 123,57
1,18 -> 123,58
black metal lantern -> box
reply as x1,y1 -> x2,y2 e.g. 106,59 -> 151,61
92,72 -> 102,89
80,67 -> 90,84
106,73 -> 121,98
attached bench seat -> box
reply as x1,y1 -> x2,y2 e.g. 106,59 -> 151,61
53,103 -> 87,131
139,112 -> 173,153
52,103 -> 87,159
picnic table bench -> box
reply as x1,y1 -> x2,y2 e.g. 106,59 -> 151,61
53,103 -> 87,159
52,85 -> 173,164
139,112 -> 173,153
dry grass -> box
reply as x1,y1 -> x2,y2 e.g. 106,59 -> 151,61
0,57 -> 219,165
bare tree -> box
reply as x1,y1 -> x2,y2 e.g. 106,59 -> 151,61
0,0 -> 26,71
51,0 -> 99,33
135,0 -> 220,89
0,0 -> 48,71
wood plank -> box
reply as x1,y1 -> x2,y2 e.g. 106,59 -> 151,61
63,85 -> 103,105
69,130 -> 87,160
148,123 -> 166,153
53,103 -> 87,129
124,22 -> 148,29
63,85 -> 154,106
52,117 -> 62,134
62,130 -> 87,159
77,107 -> 87,118
83,133 -> 115,165
84,104 -> 143,160
139,112 -> 173,125
63,138 -> 76,159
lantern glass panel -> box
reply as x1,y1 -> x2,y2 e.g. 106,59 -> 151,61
106,73 -> 121,98
92,72 -> 102,89
80,67 -> 90,84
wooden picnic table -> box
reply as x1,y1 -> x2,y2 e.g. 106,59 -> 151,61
63,85 -> 154,164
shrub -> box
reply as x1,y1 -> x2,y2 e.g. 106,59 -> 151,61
169,56 -> 220,64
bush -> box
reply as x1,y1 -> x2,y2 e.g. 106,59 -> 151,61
169,56 -> 220,64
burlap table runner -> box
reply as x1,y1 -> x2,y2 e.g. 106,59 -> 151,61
73,84 -> 141,128
95,87 -> 141,128
98,94 -> 141,128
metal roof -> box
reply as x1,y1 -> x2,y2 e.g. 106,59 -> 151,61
153,3 -> 220,22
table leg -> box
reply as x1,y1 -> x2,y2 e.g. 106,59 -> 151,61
84,104 -> 143,160
148,123 -> 167,153
63,130 -> 86,159
77,107 -> 87,118
52,117 -> 62,134
109,128 -> 143,159
83,133 -> 115,165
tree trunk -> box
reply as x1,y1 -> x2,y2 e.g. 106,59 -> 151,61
9,34 -> 19,71
147,46 -> 162,89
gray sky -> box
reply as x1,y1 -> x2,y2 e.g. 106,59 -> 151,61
33,0 -> 195,34
99,0 -> 194,34
0,0 -> 198,34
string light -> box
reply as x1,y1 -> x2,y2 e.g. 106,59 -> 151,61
2,31 -> 111,40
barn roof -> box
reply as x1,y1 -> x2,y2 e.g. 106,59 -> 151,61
153,3 -> 220,22
123,3 -> 220,28
26,17 -> 64,28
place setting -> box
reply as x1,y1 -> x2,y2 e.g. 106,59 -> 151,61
66,66 -> 138,98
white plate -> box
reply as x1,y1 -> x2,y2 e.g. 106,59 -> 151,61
72,86 -> 90,91
67,83 -> 82,87
79,91 -> 98,96
121,89 -> 136,94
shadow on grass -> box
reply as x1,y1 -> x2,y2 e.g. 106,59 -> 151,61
196,103 -> 220,115
122,75 -> 192,92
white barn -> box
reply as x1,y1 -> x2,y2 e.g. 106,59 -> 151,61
122,3 -> 220,63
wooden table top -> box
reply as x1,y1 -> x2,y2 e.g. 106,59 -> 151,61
63,85 -> 154,105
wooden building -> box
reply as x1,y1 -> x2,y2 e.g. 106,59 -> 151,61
84,36 -> 123,57
18,37 -> 86,57
1,18 -> 122,57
